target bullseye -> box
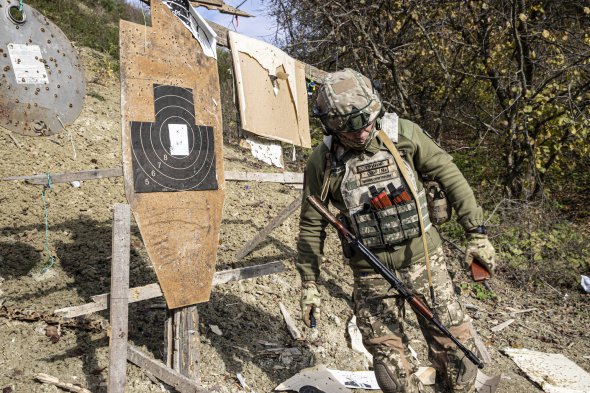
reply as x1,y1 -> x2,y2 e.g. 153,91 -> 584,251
130,84 -> 218,192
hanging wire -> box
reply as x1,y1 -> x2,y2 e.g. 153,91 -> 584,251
57,115 -> 77,160
41,174 -> 55,272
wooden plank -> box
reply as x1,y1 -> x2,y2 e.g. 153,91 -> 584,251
191,1 -> 252,18
225,170 -> 303,184
1,168 -> 304,185
54,261 -> 286,318
1,167 -> 123,184
127,345 -> 213,393
212,260 -> 286,285
279,302 -> 302,341
469,322 -> 492,364
235,194 -> 303,260
165,306 -> 201,381
120,1 -> 225,309
108,204 -> 131,393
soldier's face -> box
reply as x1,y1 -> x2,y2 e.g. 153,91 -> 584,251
339,121 -> 375,144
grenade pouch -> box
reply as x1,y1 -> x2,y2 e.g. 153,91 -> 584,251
423,179 -> 452,225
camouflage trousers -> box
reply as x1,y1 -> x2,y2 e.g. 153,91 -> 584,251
353,247 -> 478,393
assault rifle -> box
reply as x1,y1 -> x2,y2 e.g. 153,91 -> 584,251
307,195 -> 484,369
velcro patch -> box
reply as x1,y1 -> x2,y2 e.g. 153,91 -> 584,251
331,78 -> 357,95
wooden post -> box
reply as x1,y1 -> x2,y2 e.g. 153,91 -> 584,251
108,204 -> 131,393
164,306 -> 201,382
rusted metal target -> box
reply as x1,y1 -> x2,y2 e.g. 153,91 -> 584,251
0,0 -> 85,136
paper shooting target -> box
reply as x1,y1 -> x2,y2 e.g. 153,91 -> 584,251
130,84 -> 217,193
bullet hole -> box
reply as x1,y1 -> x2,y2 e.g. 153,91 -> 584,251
3,66 -> 9,72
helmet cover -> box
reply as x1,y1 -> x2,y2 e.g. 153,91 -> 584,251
314,68 -> 382,134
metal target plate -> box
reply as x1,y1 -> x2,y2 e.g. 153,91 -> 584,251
0,0 -> 85,136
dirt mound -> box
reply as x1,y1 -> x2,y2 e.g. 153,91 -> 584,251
0,47 -> 588,393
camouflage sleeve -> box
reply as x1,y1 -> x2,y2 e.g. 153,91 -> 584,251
296,145 -> 330,282
410,124 -> 484,230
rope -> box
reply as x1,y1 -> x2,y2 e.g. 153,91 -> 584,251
41,174 -> 55,272
18,0 -> 23,12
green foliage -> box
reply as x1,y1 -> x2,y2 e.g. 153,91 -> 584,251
24,0 -> 148,71
270,0 -> 590,200
461,282 -> 497,302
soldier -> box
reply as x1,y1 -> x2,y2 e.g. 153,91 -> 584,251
297,68 -> 495,392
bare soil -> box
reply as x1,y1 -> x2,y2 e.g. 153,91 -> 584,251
0,47 -> 588,393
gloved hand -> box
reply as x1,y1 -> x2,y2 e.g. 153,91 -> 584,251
300,281 -> 321,328
465,233 -> 496,277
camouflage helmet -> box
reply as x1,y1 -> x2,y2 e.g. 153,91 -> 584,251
313,68 -> 382,134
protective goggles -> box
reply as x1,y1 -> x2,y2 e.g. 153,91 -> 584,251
313,100 -> 375,133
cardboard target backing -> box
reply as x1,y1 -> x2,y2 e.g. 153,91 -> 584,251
120,1 -> 224,309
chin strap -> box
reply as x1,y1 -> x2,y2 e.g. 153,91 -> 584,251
378,130 -> 436,306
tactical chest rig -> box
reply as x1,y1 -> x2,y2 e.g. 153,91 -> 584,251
321,113 -> 431,250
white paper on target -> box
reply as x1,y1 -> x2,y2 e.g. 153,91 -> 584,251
8,43 -> 49,84
162,1 -> 217,58
168,124 -> 190,156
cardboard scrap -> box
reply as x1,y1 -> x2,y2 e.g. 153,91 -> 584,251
276,364 -> 379,392
502,347 -> 590,393
228,31 -> 311,148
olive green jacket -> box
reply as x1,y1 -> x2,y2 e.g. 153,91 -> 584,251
296,118 -> 484,282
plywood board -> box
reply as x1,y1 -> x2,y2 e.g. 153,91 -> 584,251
120,1 -> 224,309
229,32 -> 311,148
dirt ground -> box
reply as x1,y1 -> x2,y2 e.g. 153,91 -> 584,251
0,47 -> 589,393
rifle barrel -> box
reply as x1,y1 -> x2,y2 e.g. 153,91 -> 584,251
307,195 -> 484,369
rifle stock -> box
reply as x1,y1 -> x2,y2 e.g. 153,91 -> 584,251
307,195 -> 484,369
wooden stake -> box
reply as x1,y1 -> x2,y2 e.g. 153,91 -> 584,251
235,194 -> 303,260
55,261 -> 286,318
35,373 -> 92,393
108,204 -> 131,393
127,345 -> 213,393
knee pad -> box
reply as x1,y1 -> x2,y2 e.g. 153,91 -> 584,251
373,358 -> 401,393
448,349 -> 478,391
